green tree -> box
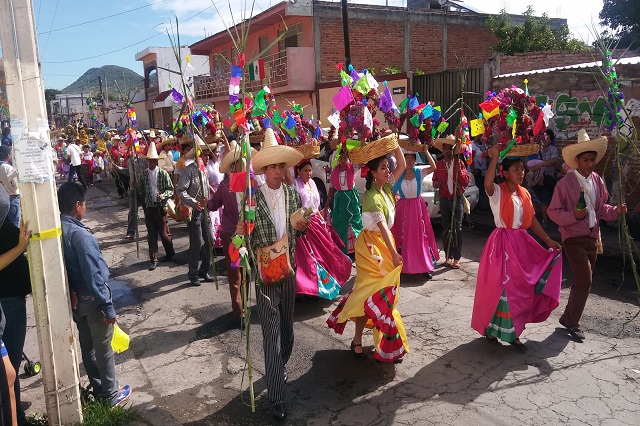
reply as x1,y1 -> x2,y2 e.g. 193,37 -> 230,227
599,0 -> 640,50
44,88 -> 61,115
487,6 -> 588,55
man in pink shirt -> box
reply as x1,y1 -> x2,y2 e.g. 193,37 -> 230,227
548,130 -> 627,341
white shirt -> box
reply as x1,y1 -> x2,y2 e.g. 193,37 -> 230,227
572,170 -> 597,228
446,160 -> 455,195
362,190 -> 395,231
0,162 -> 19,195
148,168 -> 158,201
68,143 -> 82,166
488,183 -> 523,228
260,184 -> 286,240
207,159 -> 224,188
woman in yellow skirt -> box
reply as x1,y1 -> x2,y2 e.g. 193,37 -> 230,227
327,144 -> 408,363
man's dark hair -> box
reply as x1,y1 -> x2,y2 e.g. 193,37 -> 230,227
58,182 -> 86,214
577,151 -> 597,159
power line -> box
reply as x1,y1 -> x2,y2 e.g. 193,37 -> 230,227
41,33 -> 164,64
37,0 -> 167,35
41,5 -> 216,65
41,0 -> 60,56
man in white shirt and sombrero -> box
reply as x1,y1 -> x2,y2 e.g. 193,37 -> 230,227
236,128 -> 308,421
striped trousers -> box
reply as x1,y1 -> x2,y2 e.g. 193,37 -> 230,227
255,275 -> 295,405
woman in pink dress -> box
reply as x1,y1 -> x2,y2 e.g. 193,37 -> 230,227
287,161 -> 352,300
471,146 -> 562,350
391,148 -> 439,279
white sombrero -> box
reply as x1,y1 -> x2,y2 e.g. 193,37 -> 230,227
433,134 -> 464,154
562,129 -> 608,170
142,141 -> 159,160
252,128 -> 303,172
219,139 -> 257,174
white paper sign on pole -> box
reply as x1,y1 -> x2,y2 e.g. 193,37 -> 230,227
14,132 -> 53,183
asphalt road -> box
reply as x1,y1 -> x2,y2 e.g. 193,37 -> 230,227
19,180 -> 640,425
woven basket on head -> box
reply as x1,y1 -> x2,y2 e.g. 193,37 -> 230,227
398,139 -> 426,153
295,143 -> 321,159
505,143 -> 540,157
348,133 -> 399,164
249,132 -> 264,144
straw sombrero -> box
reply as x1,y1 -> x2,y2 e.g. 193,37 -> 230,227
433,134 -> 464,154
142,141 -> 160,160
252,128 -> 303,172
183,136 -> 217,160
562,129 -> 608,170
219,140 -> 257,174
160,135 -> 175,148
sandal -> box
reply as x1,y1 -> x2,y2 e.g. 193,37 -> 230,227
451,261 -> 461,269
443,259 -> 454,268
350,341 -> 365,359
509,338 -> 527,351
485,335 -> 499,345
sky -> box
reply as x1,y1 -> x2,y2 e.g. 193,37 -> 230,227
2,0 -> 607,90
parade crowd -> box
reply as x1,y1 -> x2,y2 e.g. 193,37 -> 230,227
0,119 -> 629,423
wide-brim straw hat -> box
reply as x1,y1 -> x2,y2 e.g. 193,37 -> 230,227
562,129 -> 608,169
433,134 -> 464,154
159,135 -> 175,148
252,128 -> 303,171
219,140 -> 257,174
184,136 -> 217,160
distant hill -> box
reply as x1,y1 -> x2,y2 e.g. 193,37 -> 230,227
61,65 -> 144,97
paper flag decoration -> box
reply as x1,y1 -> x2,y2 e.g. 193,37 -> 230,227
229,76 -> 241,86
272,110 -> 283,125
533,110 -> 545,136
340,70 -> 353,86
233,108 -> 246,125
541,103 -> 554,126
408,95 -> 419,111
410,114 -> 421,127
437,121 -> 449,133
230,171 -> 247,192
366,72 -> 379,91
285,114 -> 296,130
398,97 -> 409,113
506,107 -> 517,126
431,106 -> 441,122
480,98 -> 500,114
422,104 -> 433,119
469,118 -> 485,137
378,86 -> 397,113
363,106 -> 373,131
353,75 -> 371,95
327,111 -> 341,128
171,88 -> 184,104
333,85 -> 354,111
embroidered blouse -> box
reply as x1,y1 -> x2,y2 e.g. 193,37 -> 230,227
361,183 -> 395,231
294,177 -> 321,211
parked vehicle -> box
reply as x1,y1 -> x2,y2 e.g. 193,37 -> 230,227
310,147 -> 479,219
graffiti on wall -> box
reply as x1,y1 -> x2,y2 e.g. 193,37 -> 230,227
532,92 -> 640,139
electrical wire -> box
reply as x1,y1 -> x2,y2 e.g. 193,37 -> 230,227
37,0 -> 168,35
41,0 -> 60,56
41,5 -> 216,65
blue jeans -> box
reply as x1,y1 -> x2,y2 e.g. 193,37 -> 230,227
8,196 -> 20,228
0,297 -> 27,425
73,300 -> 119,402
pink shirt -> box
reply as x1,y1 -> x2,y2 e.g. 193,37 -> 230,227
547,171 -> 620,242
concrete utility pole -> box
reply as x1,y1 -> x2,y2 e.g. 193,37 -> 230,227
0,0 -> 83,424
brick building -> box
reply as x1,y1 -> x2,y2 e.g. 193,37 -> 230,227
189,0 -> 566,119
493,56 -> 640,208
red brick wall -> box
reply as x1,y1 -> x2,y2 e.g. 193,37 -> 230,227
446,24 -> 498,69
497,49 -> 634,75
409,23 -> 444,73
319,18 -> 405,81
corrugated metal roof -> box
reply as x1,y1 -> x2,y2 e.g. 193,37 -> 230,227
494,56 -> 640,79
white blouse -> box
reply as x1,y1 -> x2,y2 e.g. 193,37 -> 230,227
362,190 -> 395,231
488,183 -> 523,228
260,184 -> 286,239
399,169 -> 429,199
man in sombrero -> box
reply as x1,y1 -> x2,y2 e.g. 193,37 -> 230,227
548,129 -> 627,342
236,128 -> 307,421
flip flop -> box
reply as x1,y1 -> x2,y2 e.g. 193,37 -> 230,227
443,260 -> 454,268
451,262 -> 461,269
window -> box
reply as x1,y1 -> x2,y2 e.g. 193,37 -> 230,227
145,66 -> 158,89
278,22 -> 302,54
258,35 -> 270,56
212,51 -> 227,76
